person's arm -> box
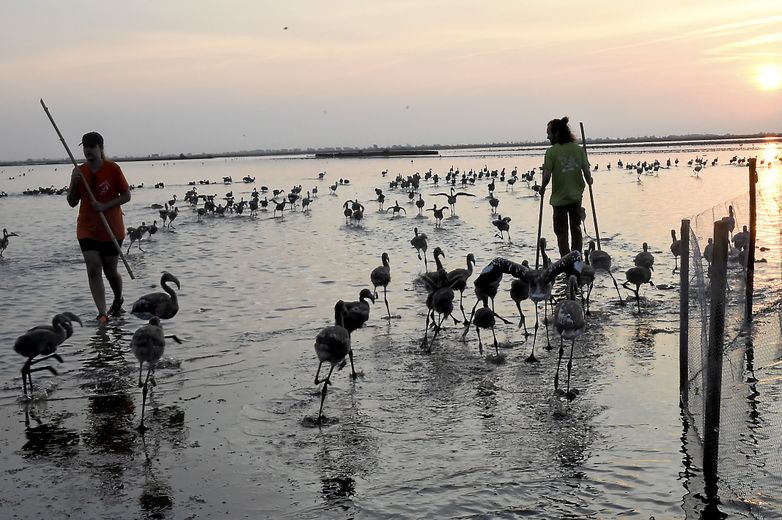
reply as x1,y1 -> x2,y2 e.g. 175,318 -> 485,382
582,164 -> 593,185
540,166 -> 552,194
66,167 -> 82,207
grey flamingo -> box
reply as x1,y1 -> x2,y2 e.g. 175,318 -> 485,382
410,227 -> 429,271
623,265 -> 654,313
314,301 -> 351,423
553,275 -> 586,400
131,317 -> 182,431
432,187 -> 475,216
336,289 -> 375,379
370,252 -> 392,318
447,253 -> 476,324
13,312 -> 82,397
131,272 -> 180,320
0,228 -> 20,257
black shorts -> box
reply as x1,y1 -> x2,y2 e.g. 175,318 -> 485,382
79,239 -> 123,257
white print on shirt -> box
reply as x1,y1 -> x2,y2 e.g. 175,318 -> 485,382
96,180 -> 111,198
556,155 -> 580,174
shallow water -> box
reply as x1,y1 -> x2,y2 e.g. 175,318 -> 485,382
0,141 -> 780,519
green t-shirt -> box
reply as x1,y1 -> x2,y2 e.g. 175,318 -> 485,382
544,142 -> 589,206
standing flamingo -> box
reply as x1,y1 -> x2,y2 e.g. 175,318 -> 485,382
370,252 -> 392,319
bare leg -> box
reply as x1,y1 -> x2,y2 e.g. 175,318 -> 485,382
82,250 -> 107,316
102,254 -> 123,307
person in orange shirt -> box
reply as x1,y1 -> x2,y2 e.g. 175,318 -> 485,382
66,132 -> 131,323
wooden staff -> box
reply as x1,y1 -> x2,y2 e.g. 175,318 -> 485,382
579,121 -> 602,250
535,192 -> 545,269
40,99 -> 135,279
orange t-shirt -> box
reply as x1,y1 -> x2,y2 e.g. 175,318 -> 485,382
75,160 -> 130,241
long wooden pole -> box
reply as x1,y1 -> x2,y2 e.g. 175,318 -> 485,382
579,122 -> 602,250
745,158 -> 757,323
679,219 -> 690,407
535,193 -> 544,269
40,99 -> 135,279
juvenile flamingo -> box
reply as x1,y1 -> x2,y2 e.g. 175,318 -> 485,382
336,289 -> 375,379
410,227 -> 429,271
0,228 -> 20,257
553,275 -> 586,399
314,301 -> 351,423
370,252 -> 392,318
447,253 -> 476,325
14,312 -> 82,397
131,272 -> 180,320
131,317 -> 182,431
670,229 -> 682,272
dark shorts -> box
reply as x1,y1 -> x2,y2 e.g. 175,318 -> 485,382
79,239 -> 123,257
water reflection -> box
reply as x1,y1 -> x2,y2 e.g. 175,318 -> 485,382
20,403 -> 80,460
139,434 -> 174,519
315,393 -> 378,514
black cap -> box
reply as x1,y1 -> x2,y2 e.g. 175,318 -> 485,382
80,131 -> 104,147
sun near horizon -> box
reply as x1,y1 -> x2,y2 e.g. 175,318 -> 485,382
756,64 -> 782,91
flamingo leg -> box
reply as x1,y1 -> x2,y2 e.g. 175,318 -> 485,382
138,366 -> 153,431
317,364 -> 337,423
458,291 -> 468,325
516,301 -> 530,337
527,303 -> 540,363
544,302 -> 552,351
422,311 -> 431,350
347,348 -> 358,379
491,325 -> 499,356
554,335 -> 565,391
462,300 -> 479,337
566,339 -> 576,397
608,271 -> 625,305
383,286 -> 391,318
475,327 -> 483,355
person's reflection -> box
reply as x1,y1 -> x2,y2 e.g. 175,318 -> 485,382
80,328 -> 137,494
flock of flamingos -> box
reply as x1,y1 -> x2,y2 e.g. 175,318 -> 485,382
6,154 -> 757,429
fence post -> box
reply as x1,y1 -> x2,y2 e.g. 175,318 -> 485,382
680,219 -> 690,406
703,219 -> 729,481
745,158 -> 757,323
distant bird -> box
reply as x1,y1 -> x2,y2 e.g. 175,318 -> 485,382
147,220 -> 159,239
703,237 -> 714,271
488,194 -> 500,214
335,289 -> 375,379
623,265 -> 654,313
0,228 -> 20,257
131,272 -> 180,320
492,215 -> 512,241
415,194 -> 426,216
385,200 -> 406,217
722,205 -> 736,239
670,229 -> 682,272
432,187 -> 475,216
427,204 -> 449,228
14,312 -> 82,397
634,242 -> 655,270
447,253 -> 476,324
313,301 -> 352,423
131,317 -> 182,431
370,252 -> 392,318
553,276 -> 586,400
126,226 -> 145,254
410,227 -> 429,271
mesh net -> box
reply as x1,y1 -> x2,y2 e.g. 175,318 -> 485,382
684,163 -> 782,517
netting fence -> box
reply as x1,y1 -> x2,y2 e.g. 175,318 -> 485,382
682,159 -> 782,518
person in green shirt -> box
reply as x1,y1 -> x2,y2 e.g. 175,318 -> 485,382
539,116 -> 593,257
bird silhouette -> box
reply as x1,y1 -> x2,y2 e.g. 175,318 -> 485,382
131,272 -> 180,320
370,252 -> 392,318
14,312 -> 82,397
432,187 -> 475,216
553,275 -> 586,400
313,301 -> 351,423
131,317 -> 182,431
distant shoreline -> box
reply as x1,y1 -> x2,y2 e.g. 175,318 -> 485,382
3,132 -> 779,167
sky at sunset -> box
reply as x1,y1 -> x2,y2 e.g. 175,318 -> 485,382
1,1 -> 780,161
